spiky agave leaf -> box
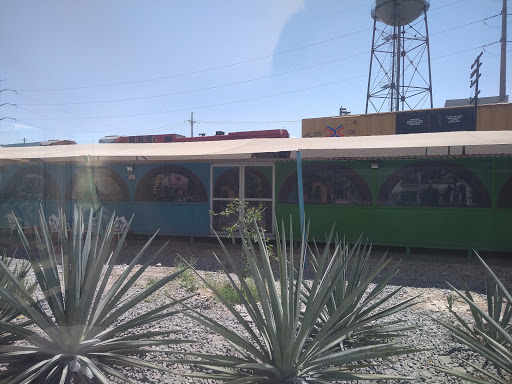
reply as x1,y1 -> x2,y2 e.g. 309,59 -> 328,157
304,233 -> 419,351
172,220 -> 422,382
433,251 -> 512,384
0,251 -> 36,345
0,207 -> 193,383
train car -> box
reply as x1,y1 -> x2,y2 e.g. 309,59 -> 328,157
1,130 -> 511,253
114,129 -> 289,143
41,140 -> 77,146
98,135 -> 120,143
302,103 -> 512,138
2,140 -> 77,147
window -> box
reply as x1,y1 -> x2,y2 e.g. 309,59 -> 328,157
5,167 -> 61,200
70,167 -> 129,202
211,165 -> 273,233
377,161 -> 491,207
278,163 -> 371,205
135,166 -> 207,203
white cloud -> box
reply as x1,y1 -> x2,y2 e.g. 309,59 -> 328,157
13,122 -> 39,132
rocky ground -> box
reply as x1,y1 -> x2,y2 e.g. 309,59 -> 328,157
1,233 -> 511,383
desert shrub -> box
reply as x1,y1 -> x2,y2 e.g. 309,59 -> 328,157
434,251 -> 511,384
208,277 -> 259,305
174,258 -> 199,292
0,207 -> 192,383
174,220 -> 421,382
0,251 -> 36,345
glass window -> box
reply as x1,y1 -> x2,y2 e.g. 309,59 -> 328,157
213,167 -> 239,199
135,166 -> 207,203
211,200 -> 237,232
5,167 -> 60,200
247,200 -> 272,232
71,168 -> 129,202
244,166 -> 272,199
378,162 -> 491,207
278,163 -> 371,205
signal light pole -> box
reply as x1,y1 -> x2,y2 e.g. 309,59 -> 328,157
469,52 -> 483,131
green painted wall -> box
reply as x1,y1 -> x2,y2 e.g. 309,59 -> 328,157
275,157 -> 512,252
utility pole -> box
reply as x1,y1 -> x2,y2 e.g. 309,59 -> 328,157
185,112 -> 197,137
339,106 -> 351,116
499,0 -> 507,102
470,52 -> 483,131
0,83 -> 17,128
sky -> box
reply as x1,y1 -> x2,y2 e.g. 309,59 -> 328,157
0,0 -> 509,145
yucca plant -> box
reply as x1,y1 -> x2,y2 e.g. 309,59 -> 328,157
0,207 -> 192,383
434,251 -> 511,384
0,251 -> 36,345
174,221 -> 422,382
306,232 -> 419,350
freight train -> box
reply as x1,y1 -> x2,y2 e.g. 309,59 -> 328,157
302,103 -> 512,138
100,129 -> 290,144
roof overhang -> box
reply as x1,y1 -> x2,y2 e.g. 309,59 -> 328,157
0,131 -> 510,162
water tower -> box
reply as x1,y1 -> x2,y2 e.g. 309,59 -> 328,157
366,0 -> 433,113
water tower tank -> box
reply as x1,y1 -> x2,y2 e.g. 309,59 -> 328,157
372,0 -> 429,26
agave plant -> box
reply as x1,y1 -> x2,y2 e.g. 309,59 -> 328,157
306,232 -> 419,350
0,251 -> 36,345
175,221 -> 422,382
434,251 -> 512,384
0,207 -> 191,383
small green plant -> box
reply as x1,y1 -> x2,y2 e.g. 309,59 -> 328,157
0,207 -> 192,383
434,251 -> 512,384
145,276 -> 159,288
175,258 -> 199,292
209,277 -> 259,305
174,220 -> 422,382
210,198 -> 273,257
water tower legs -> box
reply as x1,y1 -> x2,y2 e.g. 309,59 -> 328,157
366,0 -> 433,113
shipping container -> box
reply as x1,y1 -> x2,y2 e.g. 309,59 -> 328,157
302,103 -> 512,138
477,103 -> 512,131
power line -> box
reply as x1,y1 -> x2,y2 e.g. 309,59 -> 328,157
16,41 -> 500,122
17,51 -> 369,106
15,1 -> 470,94
199,120 -> 299,124
17,28 -> 372,93
16,74 -> 368,121
15,14 -> 498,108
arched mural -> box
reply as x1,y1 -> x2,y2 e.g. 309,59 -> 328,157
377,161 -> 491,207
278,163 -> 372,205
4,167 -> 61,200
135,165 -> 207,203
68,167 -> 130,202
497,176 -> 512,208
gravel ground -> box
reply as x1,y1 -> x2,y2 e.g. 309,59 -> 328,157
1,233 -> 511,383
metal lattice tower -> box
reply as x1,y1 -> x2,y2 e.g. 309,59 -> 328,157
366,0 -> 433,113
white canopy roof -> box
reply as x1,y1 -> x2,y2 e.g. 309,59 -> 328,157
0,131 -> 511,162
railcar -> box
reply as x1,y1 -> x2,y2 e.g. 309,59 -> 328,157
0,130 -> 511,252
113,129 -> 289,143
303,103 -> 512,138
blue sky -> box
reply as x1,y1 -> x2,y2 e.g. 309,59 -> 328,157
0,0 -> 509,144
